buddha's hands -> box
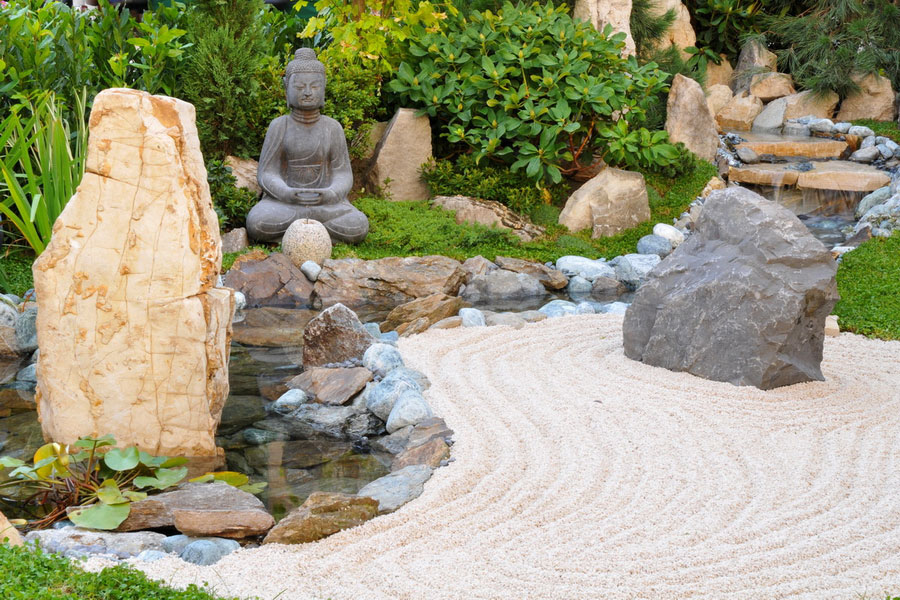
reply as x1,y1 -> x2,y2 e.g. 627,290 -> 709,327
293,188 -> 339,205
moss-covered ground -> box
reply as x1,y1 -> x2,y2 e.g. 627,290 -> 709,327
835,233 -> 900,340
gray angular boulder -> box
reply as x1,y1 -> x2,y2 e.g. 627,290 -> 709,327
623,187 -> 839,390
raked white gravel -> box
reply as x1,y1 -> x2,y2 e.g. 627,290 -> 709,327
93,314 -> 900,599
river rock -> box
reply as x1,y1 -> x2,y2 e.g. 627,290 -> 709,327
26,528 -> 166,560
381,293 -> 466,336
857,195 -> 900,238
736,146 -> 759,164
749,73 -> 795,102
856,187 -> 893,219
653,223 -> 685,247
363,343 -> 404,378
14,307 -> 37,354
32,89 -> 233,458
555,256 -> 615,281
716,92 -> 763,130
364,374 -> 419,421
665,73 -> 719,162
302,304 -> 375,368
459,307 -> 487,327
611,254 -> 661,289
567,275 -> 593,295
783,90 -> 840,121
117,482 -> 273,538
313,256 -> 465,314
432,196 -> 545,242
357,464 -> 433,514
539,299 -> 580,318
288,367 -> 372,406
559,167 -> 649,238
623,187 -> 839,390
179,538 -> 240,565
460,270 -> 546,303
223,252 -> 314,308
494,256 -> 568,290
591,276 -> 627,299
221,228 -> 249,254
636,234 -> 672,257
850,146 -> 880,163
366,108 -> 431,201
386,390 -> 433,433
257,401 -> 383,440
484,312 -> 527,329
836,73 -> 897,122
263,492 -> 378,545
573,0 -> 635,56
392,437 -> 450,471
0,511 -> 22,547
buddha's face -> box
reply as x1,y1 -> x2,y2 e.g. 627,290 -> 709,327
286,72 -> 325,111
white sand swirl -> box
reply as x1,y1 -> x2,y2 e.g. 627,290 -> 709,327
129,314 -> 900,600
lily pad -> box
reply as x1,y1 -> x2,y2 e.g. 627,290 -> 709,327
69,502 -> 130,530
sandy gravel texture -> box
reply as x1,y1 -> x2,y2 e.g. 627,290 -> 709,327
122,314 -> 900,600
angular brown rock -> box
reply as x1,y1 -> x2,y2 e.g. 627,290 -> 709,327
231,307 -> 318,347
716,92 -> 763,131
665,74 -> 719,162
836,73 -> 897,122
302,303 -> 375,367
559,167 -> 650,238
782,90 -> 840,121
313,256 -> 466,313
431,195 -> 546,242
706,55 -> 733,88
223,252 -> 314,308
288,367 -> 372,406
706,84 -> 733,120
381,293 -> 467,335
224,156 -> 261,197
263,492 -> 377,545
118,482 -> 273,538
365,108 -> 432,201
391,437 -> 450,471
574,0 -> 635,56
32,89 -> 232,458
494,256 -> 568,290
749,73 -> 795,102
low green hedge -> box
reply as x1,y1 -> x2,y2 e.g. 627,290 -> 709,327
0,544 -> 238,600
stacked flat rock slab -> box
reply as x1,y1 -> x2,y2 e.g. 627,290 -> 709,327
623,187 -> 838,390
665,74 -> 719,162
381,293 -> 467,336
33,89 -> 233,457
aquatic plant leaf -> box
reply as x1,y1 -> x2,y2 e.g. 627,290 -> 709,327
96,479 -> 127,505
69,502 -> 130,530
103,447 -> 140,471
189,471 -> 249,487
73,434 -> 115,449
138,451 -> 167,468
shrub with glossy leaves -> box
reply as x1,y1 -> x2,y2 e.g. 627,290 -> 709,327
389,1 -> 681,185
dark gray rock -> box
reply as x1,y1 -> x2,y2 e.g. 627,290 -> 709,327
14,307 -> 37,354
623,187 -> 839,390
180,538 -> 240,566
636,234 -> 673,258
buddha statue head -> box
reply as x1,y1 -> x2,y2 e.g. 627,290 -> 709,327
284,48 -> 326,112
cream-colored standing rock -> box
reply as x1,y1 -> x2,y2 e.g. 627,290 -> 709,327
574,0 -> 636,56
836,74 -> 897,122
665,74 -> 719,162
782,90 -> 840,121
33,88 -> 233,458
706,84 -> 734,119
716,92 -> 764,130
706,55 -> 734,88
749,73 -> 795,102
366,108 -> 432,201
282,219 -> 332,267
647,0 -> 695,60
559,167 -> 649,238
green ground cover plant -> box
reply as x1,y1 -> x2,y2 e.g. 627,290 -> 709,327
0,250 -> 34,296
851,119 -> 900,143
0,544 -> 238,600
834,233 -> 900,340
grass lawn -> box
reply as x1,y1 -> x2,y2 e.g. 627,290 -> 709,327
835,233 -> 900,340
851,119 -> 900,142
0,250 -> 35,298
0,544 -> 238,600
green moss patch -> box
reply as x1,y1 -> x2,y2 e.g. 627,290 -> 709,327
0,251 -> 36,297
835,233 -> 900,340
851,119 -> 900,143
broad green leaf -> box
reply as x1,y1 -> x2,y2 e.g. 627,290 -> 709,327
69,502 -> 130,530
104,447 -> 140,471
74,435 -> 115,449
0,457 -> 25,469
238,482 -> 268,495
134,466 -> 187,490
138,451 -> 167,468
189,471 -> 249,487
96,479 -> 127,505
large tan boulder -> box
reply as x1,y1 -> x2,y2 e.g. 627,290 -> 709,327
644,0 -> 694,59
33,89 -> 232,458
0,510 -> 23,547
749,73 -> 795,102
665,74 -> 719,162
573,0 -> 635,56
732,39 -> 777,92
716,92 -> 764,130
559,167 -> 649,238
706,55 -> 734,88
836,73 -> 897,122
782,90 -> 840,121
365,108 -> 432,201
706,84 -> 734,119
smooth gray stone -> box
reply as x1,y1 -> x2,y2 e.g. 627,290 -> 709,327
736,146 -> 760,164
566,275 -> 593,295
876,143 -> 894,159
575,302 -> 595,315
850,146 -> 881,163
26,529 -> 166,559
380,330 -> 399,344
808,118 -> 834,133
363,322 -> 382,339
385,390 -> 433,433
459,307 -> 486,327
364,375 -> 420,421
0,303 -> 15,328
300,260 -> 321,282
384,366 -> 429,390
855,187 -> 892,219
782,122 -> 810,137
15,364 -> 36,384
357,464 -> 433,514
538,299 -> 580,318
362,343 -> 403,378
623,187 -> 838,390
180,539 -> 240,566
833,122 -> 851,133
861,135 -> 877,149
848,125 -> 875,137
752,97 -> 786,133
599,302 -> 629,315
460,270 -> 545,303
271,389 -> 309,414
857,195 -> 900,238
136,550 -> 169,562
14,307 -> 37,354
636,234 -> 672,258
611,254 -> 661,290
555,256 -> 615,281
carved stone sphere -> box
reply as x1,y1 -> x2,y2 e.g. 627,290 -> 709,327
283,218 -> 333,267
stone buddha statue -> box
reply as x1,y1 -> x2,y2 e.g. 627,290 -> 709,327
246,48 -> 369,244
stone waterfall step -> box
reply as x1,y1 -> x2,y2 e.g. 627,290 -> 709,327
733,131 -> 850,160
728,161 -> 890,192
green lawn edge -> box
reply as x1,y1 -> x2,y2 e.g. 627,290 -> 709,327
835,232 -> 900,340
